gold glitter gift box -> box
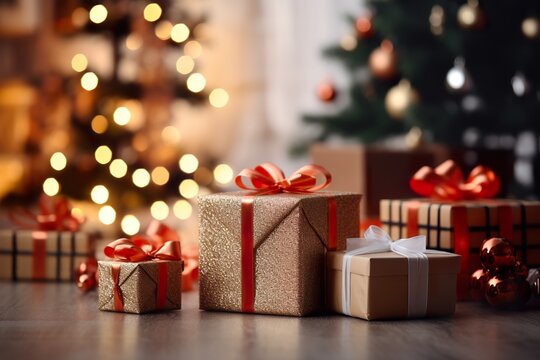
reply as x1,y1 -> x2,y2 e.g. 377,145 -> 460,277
0,230 -> 94,281
199,191 -> 361,316
98,260 -> 183,314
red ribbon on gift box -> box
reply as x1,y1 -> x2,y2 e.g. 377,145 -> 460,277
104,236 -> 182,312
9,195 -> 84,280
235,163 -> 335,313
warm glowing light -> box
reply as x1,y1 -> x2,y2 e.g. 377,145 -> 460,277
71,207 -> 84,221
132,168 -> 151,188
121,215 -> 140,235
187,73 -> 206,93
155,20 -> 172,40
43,178 -> 60,196
151,166 -> 170,185
447,68 -> 466,90
91,115 -> 108,133
71,53 -> 88,72
179,179 -> 199,199
81,72 -> 98,91
176,56 -> 195,74
90,185 -> 109,204
171,23 -> 190,43
209,88 -> 229,108
214,164 -> 234,184
340,34 -> 357,51
143,3 -> 162,22
113,106 -> 131,126
161,126 -> 181,144
126,33 -> 143,51
98,205 -> 116,225
184,40 -> 202,58
72,7 -> 88,28
50,152 -> 67,171
89,4 -> 108,24
173,199 -> 192,220
95,145 -> 113,164
150,201 -> 169,220
132,134 -> 149,152
109,159 -> 128,178
179,154 -> 199,174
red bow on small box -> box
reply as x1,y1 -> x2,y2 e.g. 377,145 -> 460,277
410,160 -> 500,200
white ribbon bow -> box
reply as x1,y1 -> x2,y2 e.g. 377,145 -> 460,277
342,226 -> 441,318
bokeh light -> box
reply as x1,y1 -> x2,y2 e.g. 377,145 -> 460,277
95,145 -> 113,164
184,40 -> 202,58
71,53 -> 88,72
151,166 -> 170,185
176,56 -> 195,75
89,4 -> 108,24
50,152 -> 67,171
214,164 -> 234,184
143,3 -> 162,22
173,199 -> 192,220
91,115 -> 108,134
132,168 -> 151,188
121,215 -> 140,235
43,178 -> 60,196
161,126 -> 181,144
209,88 -> 229,108
113,106 -> 131,126
187,73 -> 206,93
179,154 -> 199,174
81,72 -> 98,91
179,179 -> 199,199
90,185 -> 109,204
109,159 -> 128,178
98,205 -> 116,225
126,33 -> 143,51
150,201 -> 169,220
171,23 -> 190,43
155,20 -> 172,40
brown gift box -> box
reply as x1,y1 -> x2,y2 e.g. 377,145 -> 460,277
0,229 -> 94,281
199,191 -> 361,316
380,199 -> 540,298
326,251 -> 460,320
98,260 -> 183,314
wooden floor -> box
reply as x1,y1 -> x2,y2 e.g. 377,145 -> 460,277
0,283 -> 539,359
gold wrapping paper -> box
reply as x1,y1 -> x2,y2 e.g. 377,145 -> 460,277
326,251 -> 460,320
380,199 -> 540,269
0,229 -> 94,281
98,260 -> 183,314
199,191 -> 361,316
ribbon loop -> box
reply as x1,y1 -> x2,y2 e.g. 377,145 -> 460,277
104,237 -> 182,262
410,160 -> 500,201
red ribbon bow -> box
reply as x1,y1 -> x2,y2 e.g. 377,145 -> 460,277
235,162 -> 332,194
9,195 -> 83,232
104,238 -> 182,262
410,160 -> 500,200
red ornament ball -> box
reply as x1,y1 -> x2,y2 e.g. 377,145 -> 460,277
317,81 -> 337,103
485,275 -> 531,308
368,40 -> 398,80
480,237 -> 515,270
355,15 -> 373,38
470,268 -> 488,302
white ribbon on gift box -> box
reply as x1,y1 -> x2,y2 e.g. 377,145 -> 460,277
341,226 -> 446,318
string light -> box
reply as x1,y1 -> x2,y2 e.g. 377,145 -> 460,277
179,179 -> 199,199
179,154 -> 199,173
43,178 -> 60,196
121,215 -> 140,236
81,72 -> 98,91
113,106 -> 131,126
176,56 -> 195,75
150,201 -> 169,220
171,23 -> 190,43
184,40 -> 202,58
214,164 -> 234,184
50,152 -> 67,171
90,185 -> 109,204
155,20 -> 172,40
98,205 -> 116,225
89,4 -> 108,24
209,88 -> 229,108
109,159 -> 128,178
132,168 -> 151,188
71,53 -> 88,72
143,3 -> 162,22
173,199 -> 192,220
161,126 -> 181,144
187,73 -> 206,93
126,33 -> 143,51
95,145 -> 113,164
91,115 -> 108,134
151,166 -> 170,185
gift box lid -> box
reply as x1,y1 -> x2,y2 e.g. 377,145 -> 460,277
327,251 -> 460,277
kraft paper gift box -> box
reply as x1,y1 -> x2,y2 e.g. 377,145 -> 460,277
199,191 -> 361,316
98,259 -> 183,314
0,229 -> 94,281
326,249 -> 460,320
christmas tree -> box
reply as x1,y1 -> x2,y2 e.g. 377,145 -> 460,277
5,1 -> 233,235
305,0 -> 540,146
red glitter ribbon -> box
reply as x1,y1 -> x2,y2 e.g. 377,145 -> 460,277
235,163 -> 334,313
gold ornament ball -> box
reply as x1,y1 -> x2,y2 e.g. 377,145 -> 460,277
457,0 -> 485,29
369,40 -> 397,80
522,17 -> 540,39
385,80 -> 420,120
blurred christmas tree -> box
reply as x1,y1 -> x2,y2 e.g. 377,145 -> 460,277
6,1 -> 233,234
305,0 -> 540,146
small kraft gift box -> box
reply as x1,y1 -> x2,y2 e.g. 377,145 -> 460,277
199,163 -> 361,316
380,160 -> 540,299
98,237 -> 183,314
327,226 -> 460,320
0,195 -> 94,281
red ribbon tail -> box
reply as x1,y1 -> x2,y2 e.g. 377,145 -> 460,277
156,262 -> 168,309
241,195 -> 255,313
112,264 -> 124,312
327,197 -> 337,250
32,231 -> 47,280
